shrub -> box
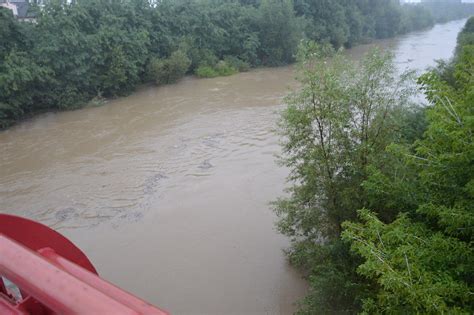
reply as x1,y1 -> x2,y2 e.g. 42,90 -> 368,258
193,48 -> 219,69
215,61 -> 238,76
0,102 -> 23,129
195,65 -> 219,78
223,55 -> 250,72
148,50 -> 191,85
195,61 -> 238,78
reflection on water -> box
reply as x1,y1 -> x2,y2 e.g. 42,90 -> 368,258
0,19 -> 466,315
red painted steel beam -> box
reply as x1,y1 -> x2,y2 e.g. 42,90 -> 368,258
0,214 -> 97,274
0,235 -> 169,315
38,248 -> 169,315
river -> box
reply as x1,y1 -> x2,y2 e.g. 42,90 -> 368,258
0,19 -> 467,315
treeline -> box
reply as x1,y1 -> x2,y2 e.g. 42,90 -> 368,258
1,0 -> 473,129
275,17 -> 473,314
421,1 -> 474,24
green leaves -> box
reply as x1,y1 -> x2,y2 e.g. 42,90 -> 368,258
147,50 -> 190,85
257,0 -> 301,66
342,17 -> 474,314
2,0 -> 468,128
277,18 -> 474,313
0,50 -> 49,127
276,42 -> 415,240
274,42 -> 417,312
343,209 -> 473,314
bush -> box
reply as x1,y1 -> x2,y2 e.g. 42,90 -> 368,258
195,61 -> 238,78
215,60 -> 238,76
148,50 -> 191,85
0,102 -> 23,129
223,55 -> 250,72
195,65 -> 219,78
189,48 -> 218,70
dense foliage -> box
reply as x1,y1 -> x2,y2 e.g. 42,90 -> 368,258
274,42 -> 418,313
343,17 -> 474,314
1,0 -> 473,128
276,16 -> 474,314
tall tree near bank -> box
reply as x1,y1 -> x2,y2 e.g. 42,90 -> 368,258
274,41 -> 415,313
343,18 -> 474,313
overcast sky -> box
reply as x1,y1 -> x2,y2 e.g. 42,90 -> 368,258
403,0 -> 474,2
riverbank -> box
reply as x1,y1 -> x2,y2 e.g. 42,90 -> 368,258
2,16 -> 462,134
2,0 -> 473,129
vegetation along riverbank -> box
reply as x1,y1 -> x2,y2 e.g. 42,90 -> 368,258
1,0 -> 474,129
274,16 -> 474,314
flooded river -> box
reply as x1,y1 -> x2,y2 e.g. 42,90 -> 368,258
0,19 -> 467,315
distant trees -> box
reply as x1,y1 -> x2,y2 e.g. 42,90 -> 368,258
400,4 -> 434,33
422,1 -> 474,23
295,0 -> 350,48
294,0 -> 436,47
1,0 -> 474,128
457,17 -> 474,53
276,17 -> 474,314
257,0 -> 301,65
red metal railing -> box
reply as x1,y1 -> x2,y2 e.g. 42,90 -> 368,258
0,214 -> 169,315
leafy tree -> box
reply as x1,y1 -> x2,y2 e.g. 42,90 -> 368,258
295,0 -> 350,48
92,5 -> 150,96
373,0 -> 402,39
257,0 -> 301,66
31,2 -> 99,107
343,18 -> 474,314
0,8 -> 45,128
274,41 -> 415,313
343,72 -> 474,314
0,51 -> 49,128
208,1 -> 260,64
0,8 -> 31,60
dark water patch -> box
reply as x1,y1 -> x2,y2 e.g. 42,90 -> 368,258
55,207 -> 78,221
110,208 -> 145,229
143,173 -> 168,195
119,211 -> 144,222
202,133 -> 225,148
198,159 -> 213,170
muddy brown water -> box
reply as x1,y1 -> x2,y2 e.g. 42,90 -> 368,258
0,19 -> 467,315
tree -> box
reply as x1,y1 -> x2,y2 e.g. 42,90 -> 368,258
343,19 -> 474,313
295,0 -> 350,48
92,3 -> 150,96
257,0 -> 301,66
274,41 -> 415,313
343,73 -> 474,313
